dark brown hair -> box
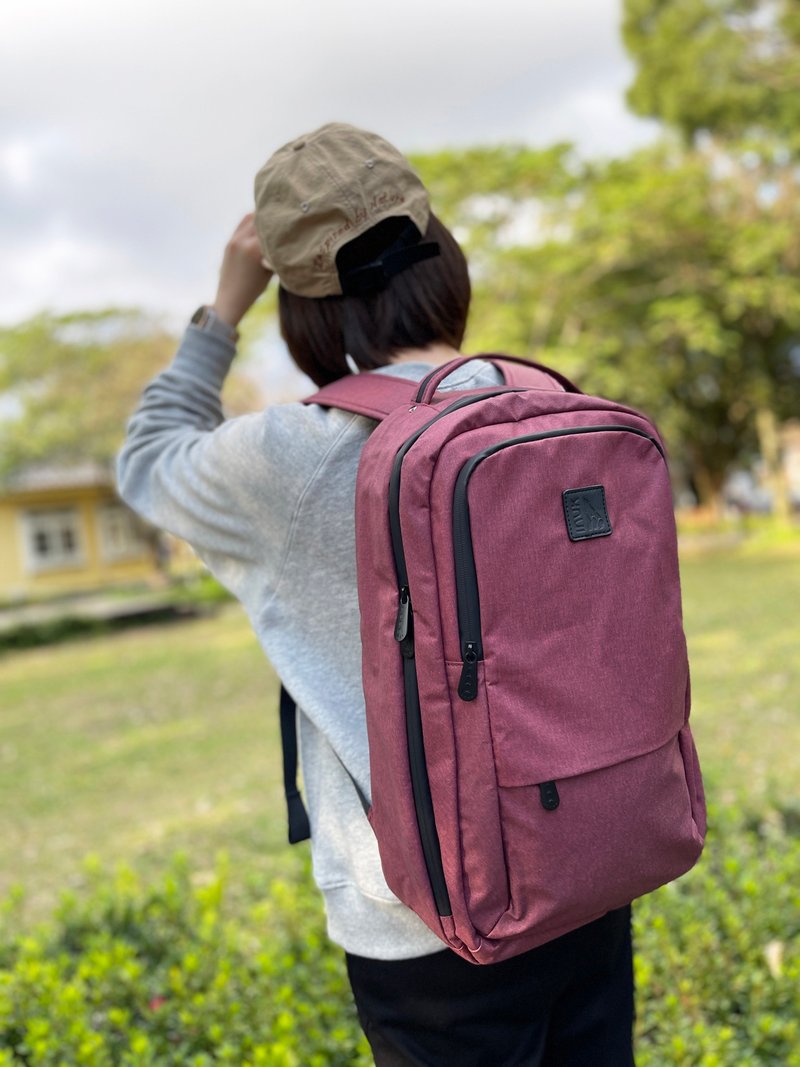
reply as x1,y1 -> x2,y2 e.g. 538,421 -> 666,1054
278,212 -> 471,387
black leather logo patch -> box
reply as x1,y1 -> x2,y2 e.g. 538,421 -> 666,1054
562,485 -> 612,541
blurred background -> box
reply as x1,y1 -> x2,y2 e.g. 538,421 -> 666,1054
1,2 -> 798,1064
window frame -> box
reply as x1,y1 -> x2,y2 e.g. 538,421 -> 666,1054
19,506 -> 86,574
96,502 -> 149,563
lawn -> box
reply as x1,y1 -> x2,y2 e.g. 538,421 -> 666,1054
0,543 -> 798,1064
0,604 -> 302,929
679,542 -> 800,809
1,542 -> 797,929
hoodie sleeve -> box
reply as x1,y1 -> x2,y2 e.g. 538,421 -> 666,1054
116,324 -> 321,611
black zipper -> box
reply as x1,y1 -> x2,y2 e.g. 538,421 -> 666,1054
388,388 -> 523,918
389,389 -> 523,588
402,654 -> 452,915
452,424 -> 666,700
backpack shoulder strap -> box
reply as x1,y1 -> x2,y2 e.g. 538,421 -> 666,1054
280,683 -> 370,846
301,357 -> 574,422
301,374 -> 420,421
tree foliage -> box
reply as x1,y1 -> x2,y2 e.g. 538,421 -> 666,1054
0,309 -> 170,480
408,5 -> 800,511
0,308 -> 265,482
413,138 -> 800,507
622,0 -> 800,150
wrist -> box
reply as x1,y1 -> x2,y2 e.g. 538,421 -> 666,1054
211,299 -> 244,330
190,305 -> 240,344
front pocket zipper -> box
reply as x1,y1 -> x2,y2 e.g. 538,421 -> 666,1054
452,424 -> 666,700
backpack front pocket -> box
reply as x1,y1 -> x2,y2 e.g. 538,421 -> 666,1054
451,424 -> 689,786
483,728 -> 704,944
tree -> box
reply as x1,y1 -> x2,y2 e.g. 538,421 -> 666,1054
0,307 -> 266,482
622,0 -> 800,151
411,144 -> 584,355
413,142 -> 800,512
622,0 -> 800,513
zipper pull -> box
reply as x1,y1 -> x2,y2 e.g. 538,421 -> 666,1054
458,643 -> 479,701
538,781 -> 560,811
394,587 -> 415,658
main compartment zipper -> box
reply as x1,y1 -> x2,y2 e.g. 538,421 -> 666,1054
451,423 -> 666,700
388,388 -> 522,918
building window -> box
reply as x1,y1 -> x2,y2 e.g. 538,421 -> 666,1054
22,508 -> 84,573
97,504 -> 148,562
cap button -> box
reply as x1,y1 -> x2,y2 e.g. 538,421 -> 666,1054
293,140 -> 306,151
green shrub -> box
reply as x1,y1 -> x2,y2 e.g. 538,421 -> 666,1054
0,576 -> 228,654
0,799 -> 797,1065
0,854 -> 370,1066
633,798 -> 800,1066
171,574 -> 233,609
0,616 -> 109,653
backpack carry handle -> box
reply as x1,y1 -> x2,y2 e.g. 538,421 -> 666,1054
415,355 -> 582,405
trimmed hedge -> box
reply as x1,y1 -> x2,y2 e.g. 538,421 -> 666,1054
0,799 -> 797,1065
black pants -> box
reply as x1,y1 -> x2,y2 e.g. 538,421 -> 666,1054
346,904 -> 636,1067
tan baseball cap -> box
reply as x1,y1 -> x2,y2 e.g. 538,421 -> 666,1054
254,122 -> 435,298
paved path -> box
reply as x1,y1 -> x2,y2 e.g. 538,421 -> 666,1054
0,590 -> 200,635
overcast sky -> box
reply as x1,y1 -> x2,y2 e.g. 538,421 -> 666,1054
1,0 -> 659,330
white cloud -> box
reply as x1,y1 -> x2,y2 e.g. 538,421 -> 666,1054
1,142 -> 35,188
0,221 -> 209,327
0,0 -> 659,325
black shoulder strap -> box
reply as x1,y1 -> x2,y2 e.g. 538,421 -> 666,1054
279,684 -> 370,845
279,685 -> 311,844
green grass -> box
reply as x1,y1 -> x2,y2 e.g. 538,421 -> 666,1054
0,543 -> 798,932
679,544 -> 800,810
0,604 -> 304,928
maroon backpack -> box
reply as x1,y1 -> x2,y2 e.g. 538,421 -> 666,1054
284,354 -> 706,965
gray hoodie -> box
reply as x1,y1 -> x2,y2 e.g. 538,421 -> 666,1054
116,323 -> 503,959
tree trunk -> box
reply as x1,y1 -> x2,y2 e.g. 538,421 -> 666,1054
690,461 -> 725,520
754,405 -> 792,522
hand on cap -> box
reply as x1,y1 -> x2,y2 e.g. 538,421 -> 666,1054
213,213 -> 273,329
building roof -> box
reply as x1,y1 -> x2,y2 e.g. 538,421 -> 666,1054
2,460 -> 115,494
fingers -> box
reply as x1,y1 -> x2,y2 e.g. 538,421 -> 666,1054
228,212 -> 257,243
226,214 -> 264,260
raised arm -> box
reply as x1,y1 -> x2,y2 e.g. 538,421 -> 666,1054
116,214 -> 294,608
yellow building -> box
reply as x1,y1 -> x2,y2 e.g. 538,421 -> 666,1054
0,461 -> 160,602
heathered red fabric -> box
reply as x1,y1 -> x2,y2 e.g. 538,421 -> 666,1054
313,357 -> 706,964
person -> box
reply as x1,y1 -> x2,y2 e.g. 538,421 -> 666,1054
117,122 -> 636,1066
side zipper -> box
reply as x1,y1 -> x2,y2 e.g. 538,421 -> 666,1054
393,586 -> 450,912
394,586 -> 415,660
388,388 -> 523,919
